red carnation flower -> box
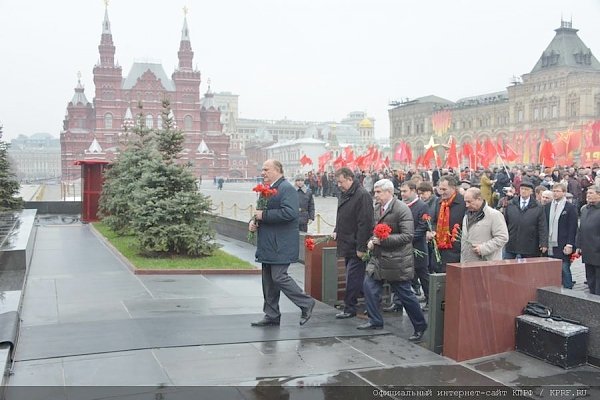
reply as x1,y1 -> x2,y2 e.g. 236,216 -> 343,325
373,223 -> 392,240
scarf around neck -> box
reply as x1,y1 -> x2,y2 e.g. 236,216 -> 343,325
548,198 -> 566,252
437,192 -> 456,249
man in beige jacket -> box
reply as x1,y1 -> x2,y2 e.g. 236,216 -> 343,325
461,188 -> 509,262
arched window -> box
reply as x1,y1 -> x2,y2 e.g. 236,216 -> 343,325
184,115 -> 193,131
157,114 -> 163,129
146,114 -> 154,129
104,113 -> 113,129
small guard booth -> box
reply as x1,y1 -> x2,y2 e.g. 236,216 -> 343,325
75,160 -> 110,223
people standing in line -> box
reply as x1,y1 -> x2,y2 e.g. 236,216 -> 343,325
429,176 -> 467,273
294,174 -> 315,233
503,180 -> 548,259
249,160 -> 316,327
358,179 -> 427,342
460,188 -> 508,262
576,184 -> 600,295
545,183 -> 578,289
331,167 -> 374,319
384,181 -> 430,312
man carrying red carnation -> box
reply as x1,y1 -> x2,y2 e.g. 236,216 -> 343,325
249,159 -> 316,327
429,175 -> 467,272
358,179 -> 427,343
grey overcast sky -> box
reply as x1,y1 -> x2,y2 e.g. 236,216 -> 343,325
1,0 -> 599,142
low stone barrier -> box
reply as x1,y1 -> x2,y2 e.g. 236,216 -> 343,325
537,287 -> 600,366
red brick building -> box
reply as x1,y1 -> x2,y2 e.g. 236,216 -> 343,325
60,6 -> 229,181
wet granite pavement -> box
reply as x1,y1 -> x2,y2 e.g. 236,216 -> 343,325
4,218 -> 598,399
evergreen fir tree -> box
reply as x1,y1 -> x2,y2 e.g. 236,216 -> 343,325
98,103 -> 155,233
131,100 -> 216,256
0,126 -> 23,211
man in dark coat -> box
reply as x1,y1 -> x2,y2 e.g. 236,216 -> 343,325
385,181 -> 430,312
504,180 -> 548,258
249,160 -> 316,327
332,167 -> 374,319
576,184 -> 600,295
321,172 -> 329,197
358,179 -> 427,342
294,174 -> 315,232
430,176 -> 467,272
545,183 -> 578,289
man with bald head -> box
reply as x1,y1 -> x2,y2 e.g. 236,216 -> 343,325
461,188 -> 509,262
249,159 -> 316,327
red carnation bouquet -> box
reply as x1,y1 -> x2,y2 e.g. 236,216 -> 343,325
451,223 -> 482,259
304,235 -> 334,251
362,223 -> 392,261
422,214 -> 442,264
247,183 -> 278,241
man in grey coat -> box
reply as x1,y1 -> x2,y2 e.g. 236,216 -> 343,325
249,160 -> 316,327
358,179 -> 427,343
461,188 -> 509,262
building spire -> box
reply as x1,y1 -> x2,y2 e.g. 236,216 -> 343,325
177,6 -> 194,71
98,0 -> 116,66
181,6 -> 190,41
102,0 -> 111,34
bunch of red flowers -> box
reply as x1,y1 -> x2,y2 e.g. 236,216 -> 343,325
252,183 -> 278,198
247,183 -> 278,241
304,235 -> 333,251
570,252 -> 581,263
362,223 -> 393,262
450,223 -> 463,243
373,223 -> 392,240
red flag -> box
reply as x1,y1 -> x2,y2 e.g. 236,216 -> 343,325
422,147 -> 435,168
394,142 -> 406,161
496,137 -> 506,159
405,143 -> 413,164
434,151 -> 442,168
355,154 -> 368,171
415,154 -> 423,168
333,154 -> 345,169
446,137 -> 459,169
539,139 -> 556,167
384,156 -> 390,168
504,144 -> 519,162
318,151 -> 332,172
475,140 -> 488,168
462,142 -> 476,170
344,146 -> 354,163
567,130 -> 583,154
300,154 -> 313,166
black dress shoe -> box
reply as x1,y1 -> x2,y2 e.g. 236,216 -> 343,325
357,322 -> 383,330
250,318 -> 280,327
300,301 -> 316,326
383,304 -> 403,313
408,330 -> 426,343
335,311 -> 356,319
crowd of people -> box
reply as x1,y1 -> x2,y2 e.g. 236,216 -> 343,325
248,159 -> 600,344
